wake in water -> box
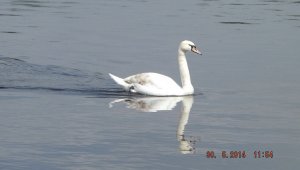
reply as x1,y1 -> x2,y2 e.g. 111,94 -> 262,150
0,57 -> 127,97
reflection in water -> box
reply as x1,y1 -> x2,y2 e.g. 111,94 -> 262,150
110,96 -> 199,154
109,96 -> 182,112
176,97 -> 197,154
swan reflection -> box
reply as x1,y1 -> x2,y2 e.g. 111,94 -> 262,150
109,96 -> 183,112
109,96 -> 198,154
176,96 -> 197,154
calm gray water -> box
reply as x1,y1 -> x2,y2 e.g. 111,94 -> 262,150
1,0 -> 300,169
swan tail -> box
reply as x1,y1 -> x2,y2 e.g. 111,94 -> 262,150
108,73 -> 130,91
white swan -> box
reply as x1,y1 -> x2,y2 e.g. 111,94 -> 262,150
109,40 -> 201,96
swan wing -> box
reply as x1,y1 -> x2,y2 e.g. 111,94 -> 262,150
124,73 -> 183,96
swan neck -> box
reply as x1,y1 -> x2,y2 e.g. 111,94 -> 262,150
178,50 -> 194,94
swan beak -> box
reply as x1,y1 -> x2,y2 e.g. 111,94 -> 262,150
192,47 -> 202,55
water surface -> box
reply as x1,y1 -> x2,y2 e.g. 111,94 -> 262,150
1,0 -> 300,169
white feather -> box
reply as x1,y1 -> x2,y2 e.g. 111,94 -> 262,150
108,40 -> 201,96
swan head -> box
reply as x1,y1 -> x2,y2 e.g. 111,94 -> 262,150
179,40 -> 202,55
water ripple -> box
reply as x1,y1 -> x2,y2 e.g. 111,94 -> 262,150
0,57 -> 125,97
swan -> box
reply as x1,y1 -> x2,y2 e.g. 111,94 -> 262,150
109,40 -> 202,96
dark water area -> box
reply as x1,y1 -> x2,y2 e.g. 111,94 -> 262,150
0,57 -> 124,97
1,0 -> 300,170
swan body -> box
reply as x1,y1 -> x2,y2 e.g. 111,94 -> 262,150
109,40 -> 201,96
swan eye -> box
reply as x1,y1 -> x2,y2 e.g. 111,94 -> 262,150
189,44 -> 196,50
